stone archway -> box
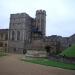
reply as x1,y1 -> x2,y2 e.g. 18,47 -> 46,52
45,45 -> 51,56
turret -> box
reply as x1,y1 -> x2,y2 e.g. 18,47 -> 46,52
36,10 -> 46,36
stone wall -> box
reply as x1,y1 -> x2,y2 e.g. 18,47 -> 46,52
1,10 -> 75,56
0,29 -> 8,52
48,55 -> 75,64
25,50 -> 47,57
8,13 -> 32,53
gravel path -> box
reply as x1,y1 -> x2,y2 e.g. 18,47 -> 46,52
0,54 -> 75,75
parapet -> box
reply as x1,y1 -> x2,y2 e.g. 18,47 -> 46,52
10,13 -> 30,19
36,10 -> 46,16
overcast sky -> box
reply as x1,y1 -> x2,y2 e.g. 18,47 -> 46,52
0,0 -> 75,37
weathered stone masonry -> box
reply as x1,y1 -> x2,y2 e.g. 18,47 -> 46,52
0,10 -> 75,57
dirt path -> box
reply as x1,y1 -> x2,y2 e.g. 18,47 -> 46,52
0,54 -> 75,75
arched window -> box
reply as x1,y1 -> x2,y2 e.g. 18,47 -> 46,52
17,31 -> 20,40
12,31 -> 15,40
0,42 -> 3,47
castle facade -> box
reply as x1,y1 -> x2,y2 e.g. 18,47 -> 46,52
8,10 -> 46,56
0,10 -> 75,57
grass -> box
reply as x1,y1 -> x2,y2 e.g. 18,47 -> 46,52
60,44 -> 75,57
22,58 -> 75,70
0,51 -> 7,57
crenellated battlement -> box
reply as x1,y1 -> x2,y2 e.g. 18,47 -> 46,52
36,10 -> 46,16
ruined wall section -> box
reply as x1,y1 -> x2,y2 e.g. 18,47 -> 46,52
8,13 -> 32,53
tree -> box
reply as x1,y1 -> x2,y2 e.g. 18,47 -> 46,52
23,49 -> 27,54
45,45 -> 51,56
56,41 -> 61,54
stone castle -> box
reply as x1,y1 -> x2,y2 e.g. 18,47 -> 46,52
0,10 -> 75,57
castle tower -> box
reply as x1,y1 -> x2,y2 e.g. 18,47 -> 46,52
36,10 -> 46,36
8,13 -> 31,53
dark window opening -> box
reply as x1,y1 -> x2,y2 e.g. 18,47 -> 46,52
0,42 -> 3,47
17,31 -> 20,40
5,43 -> 7,47
14,48 -> 16,52
12,31 -> 15,40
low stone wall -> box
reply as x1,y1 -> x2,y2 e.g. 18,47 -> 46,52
25,50 -> 47,57
48,55 -> 75,64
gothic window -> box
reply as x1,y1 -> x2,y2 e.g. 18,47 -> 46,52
17,31 -> 20,40
12,31 -> 15,40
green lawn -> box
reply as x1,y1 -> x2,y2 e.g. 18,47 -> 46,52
0,51 -> 7,57
60,44 -> 75,57
22,58 -> 75,70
